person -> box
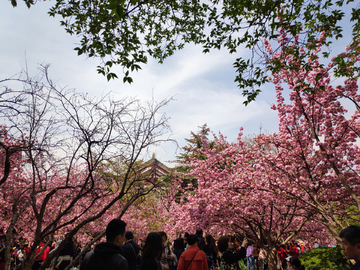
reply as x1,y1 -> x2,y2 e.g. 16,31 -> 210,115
80,219 -> 129,270
277,245 -> 287,270
159,232 -> 176,270
173,238 -> 185,260
177,234 -> 208,270
196,230 -> 205,250
300,242 -> 305,254
314,241 -> 320,248
23,241 -> 30,257
289,242 -> 299,258
32,241 -> 51,270
253,243 -> 259,270
183,233 -> 190,250
139,232 -> 164,270
258,248 -> 267,270
202,234 -> 218,270
246,242 -> 255,270
16,244 -> 25,270
0,235 -> 5,270
122,231 -> 140,270
218,236 -> 247,270
231,236 -> 240,252
340,225 -> 360,270
54,234 -> 75,270
286,256 -> 304,270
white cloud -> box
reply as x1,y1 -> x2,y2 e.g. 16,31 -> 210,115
0,1 -> 279,166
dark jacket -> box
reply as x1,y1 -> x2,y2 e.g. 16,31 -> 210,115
56,242 -> 75,270
122,240 -> 140,270
197,236 -> 205,250
221,247 -> 246,269
202,244 -> 217,267
352,260 -> 360,270
174,248 -> 184,261
80,242 -> 129,270
139,257 -> 162,270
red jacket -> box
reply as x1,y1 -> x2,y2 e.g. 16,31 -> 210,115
278,247 -> 287,263
35,243 -> 50,262
289,245 -> 299,258
177,245 -> 208,270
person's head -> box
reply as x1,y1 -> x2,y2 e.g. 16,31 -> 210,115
184,232 -> 189,243
186,234 -> 198,246
205,234 -> 218,253
65,233 -> 73,244
106,219 -> 127,247
340,225 -> 360,261
286,256 -> 303,270
142,232 -> 163,260
205,234 -> 213,245
174,238 -> 185,250
125,231 -> 134,241
195,229 -> 203,237
159,231 -> 167,244
217,236 -> 231,253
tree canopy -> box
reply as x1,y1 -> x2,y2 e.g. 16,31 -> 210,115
0,64 -> 173,270
11,0 -> 360,103
166,26 -> 360,269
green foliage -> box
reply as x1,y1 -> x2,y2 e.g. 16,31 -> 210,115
15,0 -> 360,103
48,0 -> 208,85
177,123 -> 213,162
11,0 -> 34,8
300,247 -> 352,270
332,36 -> 360,80
164,124 -> 215,201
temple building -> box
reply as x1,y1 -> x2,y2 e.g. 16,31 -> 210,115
140,153 -> 171,185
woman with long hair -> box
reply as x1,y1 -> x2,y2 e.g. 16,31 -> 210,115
159,232 -> 176,270
202,235 -> 218,270
173,238 -> 185,260
139,232 -> 165,270
218,236 -> 247,270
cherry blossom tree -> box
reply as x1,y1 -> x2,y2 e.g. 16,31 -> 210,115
0,65 -> 173,270
260,26 -> 360,242
167,132 -> 323,270
167,24 -> 360,270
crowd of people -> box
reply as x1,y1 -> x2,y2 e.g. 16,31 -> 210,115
1,221 -> 360,270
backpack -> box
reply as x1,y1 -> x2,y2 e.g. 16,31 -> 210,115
204,251 -> 214,268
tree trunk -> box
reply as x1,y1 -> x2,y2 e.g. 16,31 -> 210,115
5,210 -> 20,270
20,258 -> 34,270
264,246 -> 279,270
4,245 -> 11,270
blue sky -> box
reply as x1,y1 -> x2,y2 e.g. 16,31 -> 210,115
2,1 -> 354,166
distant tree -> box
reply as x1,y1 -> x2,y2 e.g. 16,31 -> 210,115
0,64 -> 173,270
162,124 -> 217,202
177,124 -> 213,162
167,131 -> 320,270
